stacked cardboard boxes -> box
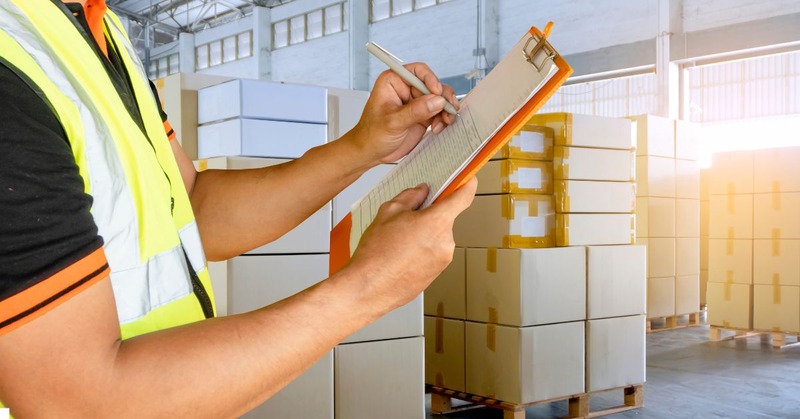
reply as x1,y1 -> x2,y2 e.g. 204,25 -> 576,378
700,168 -> 710,308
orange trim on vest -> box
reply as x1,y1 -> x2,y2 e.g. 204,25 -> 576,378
84,0 -> 108,58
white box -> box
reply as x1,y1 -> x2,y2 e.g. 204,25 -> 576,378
530,112 -> 635,150
644,237 -> 675,278
676,159 -> 701,199
454,194 -> 555,248
424,248 -> 466,319
676,199 -> 700,238
466,247 -> 586,326
675,275 -> 700,315
753,239 -> 800,286
554,181 -> 635,213
636,197 -> 676,238
198,118 -> 327,159
700,199 -> 710,237
709,194 -> 753,239
465,321 -> 585,404
335,337 -> 424,419
753,192 -> 800,239
587,245 -> 647,319
556,213 -> 635,246
242,351 -> 333,419
753,285 -> 800,333
327,88 -> 369,140
753,147 -> 800,193
706,282 -> 752,329
631,114 -> 674,158
674,119 -> 701,161
554,147 -> 634,181
332,164 -> 394,225
708,150 -> 754,195
676,237 -> 700,276
586,315 -> 646,392
701,236 -> 709,270
636,155 -> 676,197
424,317 -> 465,391
647,277 -> 675,318
198,79 -> 327,124
208,261 -> 228,316
708,239 -> 752,284
476,160 -> 553,195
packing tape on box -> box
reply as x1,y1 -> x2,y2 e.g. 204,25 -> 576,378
436,301 -> 445,317
553,146 -> 569,180
528,112 -> 570,145
722,320 -> 731,328
630,215 -> 637,244
501,125 -> 555,160
554,180 -> 570,213
773,189 -> 782,211
435,373 -> 444,387
727,228 -> 735,255
773,274 -> 781,304
500,160 -> 553,194
725,271 -> 734,301
486,324 -> 496,352
488,307 -> 498,324
772,326 -> 783,333
435,317 -> 445,354
556,214 -> 569,246
198,159 -> 208,172
486,247 -> 497,273
772,229 -> 781,256
502,195 -> 556,248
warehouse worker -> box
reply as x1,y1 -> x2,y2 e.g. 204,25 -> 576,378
0,0 -> 472,416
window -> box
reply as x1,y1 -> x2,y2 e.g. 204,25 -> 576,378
272,3 -> 349,49
195,31 -> 253,71
324,4 -> 342,35
209,40 -> 222,66
307,9 -> 323,40
370,0 -> 450,22
415,0 -> 437,9
290,15 -> 305,45
222,36 -> 237,63
371,0 -> 390,21
391,0 -> 412,16
237,32 -> 252,59
168,53 -> 180,74
196,44 -> 209,70
274,20 -> 289,49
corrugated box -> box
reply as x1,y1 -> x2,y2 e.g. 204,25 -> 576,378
198,118 -> 327,159
465,321 -> 585,404
700,269 -> 709,307
424,248 -> 466,319
753,192 -> 800,239
644,238 -> 675,278
587,245 -> 647,319
753,147 -> 800,193
700,236 -> 709,270
708,239 -> 753,284
676,199 -> 700,238
424,317 -> 465,391
676,237 -> 700,276
335,337 -> 424,419
491,125 -> 555,161
708,150 -> 754,195
198,79 -> 327,124
707,282 -> 753,329
476,160 -> 553,195
636,197 -> 676,238
554,147 -> 634,181
753,285 -> 800,333
556,213 -> 635,246
554,180 -> 635,213
675,159 -> 700,199
700,199 -> 710,237
529,113 -> 634,150
647,277 -> 675,318
675,275 -> 700,315
327,88 -> 369,140
709,194 -> 753,239
636,156 -> 676,198
753,239 -> 800,286
332,164 -> 394,225
454,194 -> 555,248
700,169 -> 711,201
674,119 -> 701,161
208,261 -> 228,316
242,352 -> 333,419
586,315 -> 646,392
631,114 -> 674,158
465,247 -> 586,326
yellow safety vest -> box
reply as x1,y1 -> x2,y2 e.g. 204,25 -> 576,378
0,1 -> 217,341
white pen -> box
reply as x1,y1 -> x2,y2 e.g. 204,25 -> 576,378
366,41 -> 458,116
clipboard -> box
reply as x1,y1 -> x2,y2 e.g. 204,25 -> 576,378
330,23 -> 572,275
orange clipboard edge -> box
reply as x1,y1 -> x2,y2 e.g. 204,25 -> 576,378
330,212 -> 352,274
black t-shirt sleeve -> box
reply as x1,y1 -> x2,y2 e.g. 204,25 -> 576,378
0,62 -> 106,334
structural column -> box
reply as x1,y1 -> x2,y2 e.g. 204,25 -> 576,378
178,32 -> 195,74
348,0 -> 370,90
253,6 -> 273,80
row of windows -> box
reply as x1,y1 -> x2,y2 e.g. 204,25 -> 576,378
196,31 -> 253,70
370,0 -> 453,22
273,2 -> 349,49
148,53 -> 179,79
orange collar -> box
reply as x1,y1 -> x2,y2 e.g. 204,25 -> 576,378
82,0 -> 109,57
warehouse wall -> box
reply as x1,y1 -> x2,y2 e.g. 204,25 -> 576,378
683,0 -> 800,32
271,33 -> 350,87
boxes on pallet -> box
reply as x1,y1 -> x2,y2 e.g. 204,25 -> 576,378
706,282 -> 752,329
675,160 -> 701,199
636,197 -> 676,238
198,118 -> 327,159
424,317 -> 465,391
708,150 -> 754,195
700,270 -> 709,307
554,181 -> 635,213
476,160 -> 553,195
647,277 -> 675,318
198,79 -> 327,124
465,247 -> 586,326
586,245 -> 646,319
453,194 -> 555,248
586,315 -> 646,392
700,200 -> 710,237
753,285 -> 800,333
335,337 -> 424,419
636,156 -> 676,197
554,147 -> 634,181
631,114 -> 674,158
491,125 -> 554,161
701,169 -> 711,201
674,119 -> 701,161
638,237 -> 675,278
709,194 -> 754,239
424,247 -> 466,319
332,164 -> 394,225
529,113 -> 635,150
675,275 -> 700,315
676,238 -> 700,276
555,213 -> 635,246
708,239 -> 752,284
753,192 -> 800,239
753,147 -> 800,193
465,321 -> 585,404
753,239 -> 800,286
676,199 -> 700,237
700,237 -> 709,270
242,352 -> 333,419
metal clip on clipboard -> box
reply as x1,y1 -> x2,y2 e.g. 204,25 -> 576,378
523,34 -> 557,72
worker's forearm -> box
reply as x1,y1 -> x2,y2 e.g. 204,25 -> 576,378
191,132 -> 374,261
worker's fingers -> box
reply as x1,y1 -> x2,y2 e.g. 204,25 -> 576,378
404,62 -> 444,96
376,184 -> 431,219
388,94 -> 446,133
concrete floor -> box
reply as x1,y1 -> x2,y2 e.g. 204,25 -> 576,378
426,322 -> 800,418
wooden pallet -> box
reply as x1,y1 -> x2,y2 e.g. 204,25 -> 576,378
427,384 -> 643,419
646,312 -> 701,333
709,327 -> 800,350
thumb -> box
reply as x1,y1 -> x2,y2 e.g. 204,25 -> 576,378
379,184 -> 430,218
393,95 -> 446,128
425,177 -> 477,218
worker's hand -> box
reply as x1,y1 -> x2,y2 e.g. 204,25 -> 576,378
349,62 -> 459,165
345,177 -> 477,313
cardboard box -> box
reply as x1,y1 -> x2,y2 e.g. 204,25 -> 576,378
465,321 -> 585,404
700,169 -> 711,201
674,119 -> 701,161
647,277 -> 675,318
643,237 -> 675,278
706,282 -> 752,329
424,248 -> 466,319
753,239 -> 800,286
709,194 -> 753,239
587,245 -> 647,319
228,255 -> 423,343
556,213 -> 635,246
676,237 -> 700,276
530,113 -> 634,150
675,159 -> 701,199
708,239 -> 753,284
700,236 -> 709,270
198,79 -> 327,124
208,261 -> 228,316
554,147 -> 634,181
700,269 -> 709,307
753,147 -> 800,193
327,88 -> 368,141
454,194 -> 555,248
708,150 -> 754,195
554,181 -> 635,213
335,337 -> 424,419
242,352 -> 333,419
631,114 -> 674,158
753,192 -> 800,239
476,160 -> 553,195
424,317 -> 465,391
636,197 -> 676,238
676,199 -> 700,238
491,125 -> 554,161
675,275 -> 700,315
636,155 -> 676,198
332,164 -> 394,225
198,118 -> 327,159
586,315 -> 646,392
465,247 -> 586,326
700,199 -> 710,237
753,285 -> 800,333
